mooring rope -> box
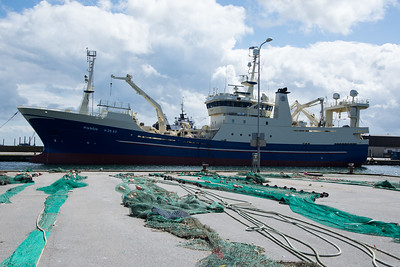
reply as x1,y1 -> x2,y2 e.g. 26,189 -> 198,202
0,111 -> 19,129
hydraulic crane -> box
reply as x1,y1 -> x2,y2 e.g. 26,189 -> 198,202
290,97 -> 325,127
111,74 -> 168,133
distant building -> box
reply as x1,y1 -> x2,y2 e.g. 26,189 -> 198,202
363,135 -> 400,158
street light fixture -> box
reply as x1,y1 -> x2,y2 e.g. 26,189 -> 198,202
256,38 -> 273,172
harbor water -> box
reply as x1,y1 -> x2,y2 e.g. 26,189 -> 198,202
0,161 -> 399,176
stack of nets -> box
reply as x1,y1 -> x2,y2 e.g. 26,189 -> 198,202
0,170 -> 39,185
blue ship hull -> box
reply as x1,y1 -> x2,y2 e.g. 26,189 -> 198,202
26,114 -> 368,166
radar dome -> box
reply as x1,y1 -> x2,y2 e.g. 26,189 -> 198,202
350,90 -> 358,97
333,93 -> 340,100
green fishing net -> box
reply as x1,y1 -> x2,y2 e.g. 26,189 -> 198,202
175,172 -> 400,242
258,172 -> 400,191
0,171 -> 38,185
0,171 -> 36,204
1,172 -> 87,267
0,184 -> 32,204
114,173 -> 281,267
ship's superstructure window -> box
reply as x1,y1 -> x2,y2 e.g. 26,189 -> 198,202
206,101 -> 273,111
264,105 -> 273,111
206,100 -> 252,108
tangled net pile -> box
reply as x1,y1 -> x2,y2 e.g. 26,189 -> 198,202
114,173 -> 281,267
0,171 -> 38,204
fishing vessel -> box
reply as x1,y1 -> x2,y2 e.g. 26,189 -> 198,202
18,48 -> 369,166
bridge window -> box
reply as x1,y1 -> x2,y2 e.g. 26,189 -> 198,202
206,100 -> 253,108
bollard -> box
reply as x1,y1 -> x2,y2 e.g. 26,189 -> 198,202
201,163 -> 209,173
348,163 -> 354,174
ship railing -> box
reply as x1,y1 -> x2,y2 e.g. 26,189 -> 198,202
97,99 -> 131,111
96,100 -> 136,121
326,98 -> 369,107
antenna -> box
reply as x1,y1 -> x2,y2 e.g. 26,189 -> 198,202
228,84 -> 244,91
224,76 -> 227,93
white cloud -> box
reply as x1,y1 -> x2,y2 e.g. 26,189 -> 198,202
16,83 -> 82,109
0,0 -> 251,144
211,64 -> 241,89
141,64 -> 167,78
256,0 -> 397,34
195,39 -> 400,135
0,1 -> 151,59
0,0 -> 399,146
257,41 -> 400,134
124,0 -> 250,51
98,0 -> 112,11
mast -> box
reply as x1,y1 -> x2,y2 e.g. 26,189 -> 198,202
79,49 -> 96,115
241,47 -> 258,98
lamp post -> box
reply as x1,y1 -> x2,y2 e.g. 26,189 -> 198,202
256,38 -> 273,172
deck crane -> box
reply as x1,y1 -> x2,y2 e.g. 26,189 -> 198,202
290,97 -> 325,127
111,74 -> 169,133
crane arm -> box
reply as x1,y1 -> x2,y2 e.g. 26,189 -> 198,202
111,74 -> 168,133
290,100 -> 302,120
301,97 -> 324,108
301,108 -> 319,126
290,97 -> 325,126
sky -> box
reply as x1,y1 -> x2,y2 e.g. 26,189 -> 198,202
0,0 -> 399,145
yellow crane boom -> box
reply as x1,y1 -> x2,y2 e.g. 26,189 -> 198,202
111,74 -> 168,133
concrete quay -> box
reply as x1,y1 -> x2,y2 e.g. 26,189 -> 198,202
1,170 -> 399,266
0,146 -> 43,161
